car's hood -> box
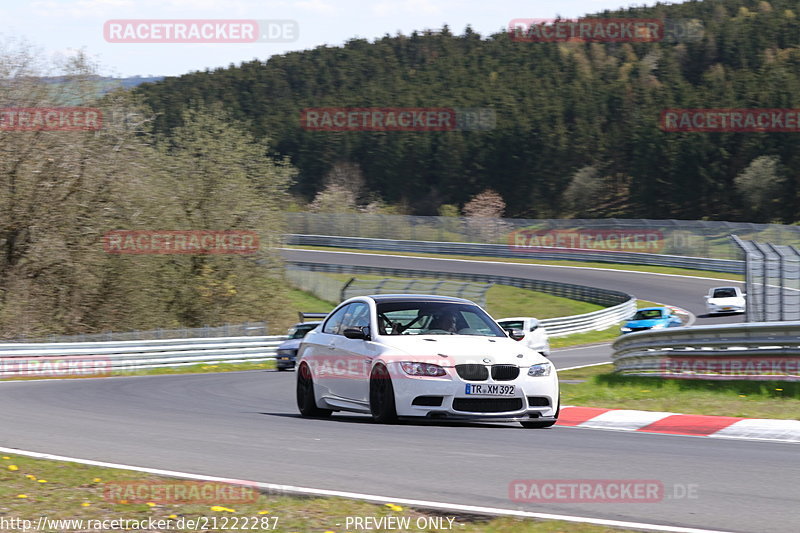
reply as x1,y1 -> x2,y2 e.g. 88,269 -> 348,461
708,297 -> 744,306
625,319 -> 665,329
277,338 -> 302,350
377,335 -> 548,367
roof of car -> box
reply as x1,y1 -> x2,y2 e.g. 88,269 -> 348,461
359,294 -> 474,304
637,307 -> 669,312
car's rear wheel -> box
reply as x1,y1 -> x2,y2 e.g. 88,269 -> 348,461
370,364 -> 398,424
520,397 -> 560,429
296,363 -> 332,418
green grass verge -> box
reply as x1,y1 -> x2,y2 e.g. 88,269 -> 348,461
291,272 -> 604,320
287,244 -> 743,281
0,454 -> 640,533
487,285 -> 602,319
285,289 -> 333,315
559,364 -> 800,420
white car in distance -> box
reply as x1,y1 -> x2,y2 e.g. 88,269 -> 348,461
296,295 -> 560,428
496,317 -> 550,357
705,286 -> 746,315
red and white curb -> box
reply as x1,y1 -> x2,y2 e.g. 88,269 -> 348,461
557,407 -> 800,443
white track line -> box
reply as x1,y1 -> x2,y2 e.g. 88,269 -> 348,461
0,446 -> 733,533
559,362 -> 612,371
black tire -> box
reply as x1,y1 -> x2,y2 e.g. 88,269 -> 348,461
520,397 -> 560,429
296,363 -> 332,418
370,365 -> 398,424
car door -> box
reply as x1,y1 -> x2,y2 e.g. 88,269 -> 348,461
335,301 -> 376,403
310,303 -> 352,397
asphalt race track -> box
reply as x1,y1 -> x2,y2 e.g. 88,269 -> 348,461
3,251 -> 795,533
283,248 -> 747,369
1,372 -> 796,533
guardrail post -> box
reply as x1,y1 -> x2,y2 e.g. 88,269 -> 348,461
766,243 -> 785,321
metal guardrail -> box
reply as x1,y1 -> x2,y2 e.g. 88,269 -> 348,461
541,299 -> 637,337
285,234 -> 745,274
342,278 -> 491,308
0,336 -> 286,377
612,322 -> 800,380
4,322 -> 270,343
287,261 -> 636,338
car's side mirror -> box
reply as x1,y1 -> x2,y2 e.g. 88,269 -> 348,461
343,327 -> 370,340
704,295 -> 710,299
529,318 -> 540,331
507,328 -> 525,341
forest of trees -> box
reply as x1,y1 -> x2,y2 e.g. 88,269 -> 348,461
134,0 -> 800,223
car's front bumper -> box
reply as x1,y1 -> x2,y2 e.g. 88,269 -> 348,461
707,305 -> 745,314
275,351 -> 297,369
389,364 -> 559,419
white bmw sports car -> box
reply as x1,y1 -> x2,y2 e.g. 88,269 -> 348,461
296,295 -> 560,428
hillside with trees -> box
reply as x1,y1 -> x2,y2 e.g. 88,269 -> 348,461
0,48 -> 295,338
134,0 -> 800,222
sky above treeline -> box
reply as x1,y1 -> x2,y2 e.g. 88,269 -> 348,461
3,0 -> 687,77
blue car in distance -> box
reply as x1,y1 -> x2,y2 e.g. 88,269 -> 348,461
620,307 -> 683,334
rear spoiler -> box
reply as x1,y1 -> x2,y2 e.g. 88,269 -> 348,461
298,312 -> 328,322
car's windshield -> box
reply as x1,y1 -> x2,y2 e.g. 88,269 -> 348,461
712,288 -> 737,298
376,301 -> 506,337
632,309 -> 665,320
288,324 -> 317,339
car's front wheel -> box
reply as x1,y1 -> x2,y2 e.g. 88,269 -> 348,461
296,363 -> 332,418
369,364 -> 398,424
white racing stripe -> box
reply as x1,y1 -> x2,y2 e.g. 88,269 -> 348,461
0,445 -> 734,533
712,419 -> 800,443
579,409 -> 676,431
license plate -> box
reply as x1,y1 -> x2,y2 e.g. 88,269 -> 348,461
722,307 -> 732,311
465,384 -> 515,396
279,357 -> 290,361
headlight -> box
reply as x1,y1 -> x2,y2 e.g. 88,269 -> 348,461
620,326 -> 632,332
400,362 -> 446,377
528,363 -> 552,377
277,349 -> 296,356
